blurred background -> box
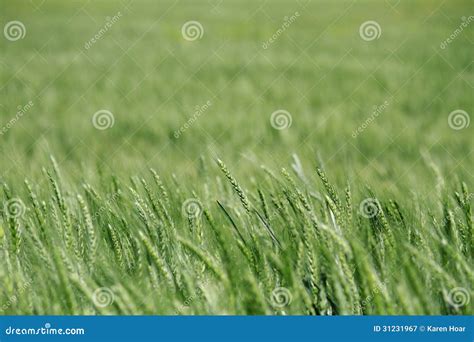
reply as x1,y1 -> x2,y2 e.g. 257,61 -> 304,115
1,0 -> 472,196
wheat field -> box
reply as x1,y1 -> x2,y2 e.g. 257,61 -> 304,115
0,0 -> 472,315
